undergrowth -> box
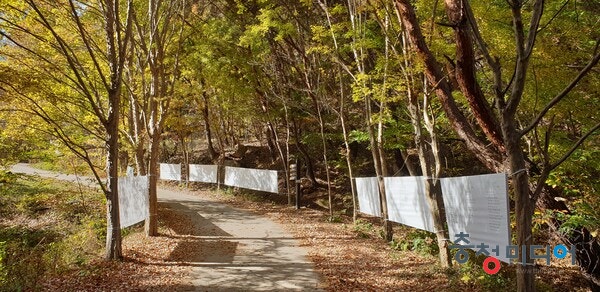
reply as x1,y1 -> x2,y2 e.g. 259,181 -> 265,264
390,229 -> 439,256
352,219 -> 375,238
0,170 -> 105,291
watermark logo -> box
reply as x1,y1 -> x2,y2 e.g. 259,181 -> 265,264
449,232 -> 575,275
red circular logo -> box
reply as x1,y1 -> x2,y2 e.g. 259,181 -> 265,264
482,256 -> 501,275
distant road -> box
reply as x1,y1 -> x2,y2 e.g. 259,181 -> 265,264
10,163 -> 99,187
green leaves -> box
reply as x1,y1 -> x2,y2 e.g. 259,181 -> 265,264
349,130 -> 369,143
239,6 -> 295,47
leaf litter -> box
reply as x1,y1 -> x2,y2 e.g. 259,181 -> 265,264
40,185 -> 591,291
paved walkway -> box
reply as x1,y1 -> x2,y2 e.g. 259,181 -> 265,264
10,163 -> 321,291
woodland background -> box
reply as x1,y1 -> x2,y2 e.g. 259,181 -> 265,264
0,0 -> 599,291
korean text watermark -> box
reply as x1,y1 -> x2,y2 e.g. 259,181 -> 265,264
449,232 -> 575,275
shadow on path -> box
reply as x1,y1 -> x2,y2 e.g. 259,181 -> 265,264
158,188 -> 322,291
10,164 -> 321,291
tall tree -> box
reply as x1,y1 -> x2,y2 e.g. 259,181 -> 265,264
394,0 -> 600,290
345,0 -> 395,241
317,0 -> 360,221
0,0 -> 133,259
126,0 -> 189,236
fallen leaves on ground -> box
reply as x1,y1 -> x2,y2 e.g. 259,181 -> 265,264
40,206 -> 195,291
192,186 -> 591,292
39,185 -> 591,291
194,188 -> 466,291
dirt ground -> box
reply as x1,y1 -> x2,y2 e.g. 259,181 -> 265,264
156,186 -> 321,291
191,184 -> 592,292
12,163 -> 592,291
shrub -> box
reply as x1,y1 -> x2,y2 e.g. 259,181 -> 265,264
0,241 -> 6,284
353,219 -> 374,238
390,229 -> 439,256
0,174 -> 105,291
447,249 -> 514,291
0,227 -> 58,290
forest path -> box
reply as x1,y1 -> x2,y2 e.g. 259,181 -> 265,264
10,163 -> 321,291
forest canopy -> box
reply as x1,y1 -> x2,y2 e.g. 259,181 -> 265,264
0,0 -> 598,291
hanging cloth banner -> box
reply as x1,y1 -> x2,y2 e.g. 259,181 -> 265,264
355,177 -> 382,217
159,163 -> 181,181
441,173 -> 511,263
118,175 -> 149,228
224,166 -> 278,193
189,164 -> 218,183
384,176 -> 435,233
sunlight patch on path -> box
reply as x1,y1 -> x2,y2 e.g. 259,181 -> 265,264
10,163 -> 321,291
158,188 -> 322,291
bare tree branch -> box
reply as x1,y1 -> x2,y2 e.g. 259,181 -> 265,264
25,0 -> 108,126
68,0 -> 110,90
550,122 -> 600,171
505,0 -> 544,118
522,45 -> 600,135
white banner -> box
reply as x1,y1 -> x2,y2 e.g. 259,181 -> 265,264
384,176 -> 435,232
355,177 -> 381,217
159,163 -> 181,181
118,175 -> 149,228
441,173 -> 511,263
189,164 -> 218,183
224,166 -> 278,193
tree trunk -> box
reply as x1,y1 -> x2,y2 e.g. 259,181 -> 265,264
298,141 -> 318,187
126,86 -> 147,176
425,178 -> 451,267
293,118 -> 318,186
393,0 -> 503,171
260,94 -> 278,163
376,82 -> 393,241
104,190 -> 122,260
143,0 -> 165,237
145,56 -> 161,237
443,0 -> 504,152
145,132 -> 160,236
145,74 -> 160,237
105,154 -> 122,260
102,0 -> 132,260
134,139 -> 147,175
321,0 -> 358,221
424,93 -> 452,268
215,107 -> 226,154
201,90 -> 218,161
105,87 -> 122,260
265,124 -> 278,162
320,118 -> 333,217
416,130 -> 452,268
394,149 -> 418,176
339,84 -> 357,221
505,126 -> 534,291
343,127 -> 357,221
406,80 -> 451,267
313,97 -> 334,217
283,104 -> 292,205
365,96 -> 393,241
181,133 -> 189,187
